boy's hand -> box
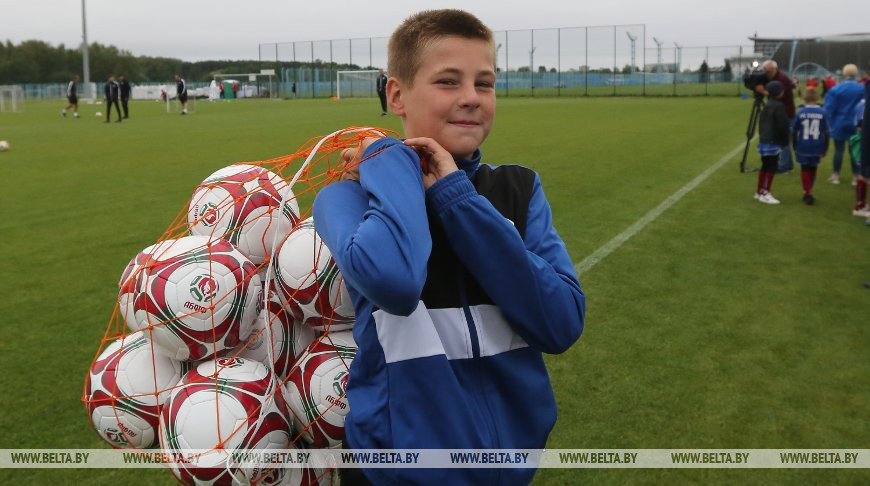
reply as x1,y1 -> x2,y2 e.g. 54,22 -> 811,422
403,137 -> 458,189
339,137 -> 380,182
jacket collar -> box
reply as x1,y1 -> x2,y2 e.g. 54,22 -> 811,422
455,149 -> 482,177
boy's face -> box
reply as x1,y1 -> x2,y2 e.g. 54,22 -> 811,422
389,37 -> 496,160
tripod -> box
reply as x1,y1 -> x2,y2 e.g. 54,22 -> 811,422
739,94 -> 765,173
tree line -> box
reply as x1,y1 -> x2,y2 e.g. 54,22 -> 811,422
0,40 -> 366,84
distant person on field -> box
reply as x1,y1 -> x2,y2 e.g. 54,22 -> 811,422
822,74 -> 837,95
104,75 -> 122,123
313,9 -> 584,485
806,76 -> 819,91
118,74 -> 131,119
823,64 -> 864,186
852,79 -> 870,219
756,60 -> 796,173
754,80 -> 789,204
791,87 -> 830,205
291,81 -> 296,99
376,68 -> 387,115
175,74 -> 189,114
62,75 -> 80,118
862,76 -> 870,225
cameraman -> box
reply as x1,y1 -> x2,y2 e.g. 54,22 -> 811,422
755,60 -> 796,173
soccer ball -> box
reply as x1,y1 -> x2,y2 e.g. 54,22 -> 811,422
159,357 -> 293,485
123,235 -> 262,361
234,287 -> 317,383
188,164 -> 300,265
273,219 -> 355,331
85,334 -> 182,449
95,111 -> 102,117
285,331 -> 357,447
117,254 -> 145,332
0,140 -> 9,152
245,444 -> 335,486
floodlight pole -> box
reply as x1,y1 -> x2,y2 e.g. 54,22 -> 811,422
529,29 -> 536,95
674,42 -> 682,72
81,0 -> 91,98
653,37 -> 663,74
626,32 -> 637,73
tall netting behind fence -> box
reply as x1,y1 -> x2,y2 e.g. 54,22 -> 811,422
242,29 -> 870,101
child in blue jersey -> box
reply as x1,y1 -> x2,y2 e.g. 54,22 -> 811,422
755,80 -> 790,204
792,87 -> 830,205
313,9 -> 585,486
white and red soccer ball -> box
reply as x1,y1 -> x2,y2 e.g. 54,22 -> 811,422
159,357 -> 293,485
188,164 -> 300,265
286,331 -> 357,448
120,235 -> 262,361
86,334 -> 182,449
273,219 -> 354,331
235,288 -> 318,383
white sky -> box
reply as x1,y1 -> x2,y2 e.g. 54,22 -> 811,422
1,0 -> 868,62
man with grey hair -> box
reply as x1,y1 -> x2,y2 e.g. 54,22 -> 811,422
755,60 -> 796,173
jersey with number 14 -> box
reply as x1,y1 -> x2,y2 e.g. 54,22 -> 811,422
792,105 -> 830,157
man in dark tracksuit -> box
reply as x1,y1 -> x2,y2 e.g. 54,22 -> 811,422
104,75 -> 122,123
376,69 -> 387,116
118,74 -> 131,119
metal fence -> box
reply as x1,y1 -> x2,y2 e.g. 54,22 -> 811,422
258,25 -> 765,99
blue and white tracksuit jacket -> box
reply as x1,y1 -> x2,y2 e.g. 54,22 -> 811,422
313,138 -> 585,485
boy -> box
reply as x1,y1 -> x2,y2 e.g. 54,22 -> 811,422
175,74 -> 189,114
754,80 -> 789,204
791,87 -> 829,205
313,9 -> 585,485
62,75 -> 80,118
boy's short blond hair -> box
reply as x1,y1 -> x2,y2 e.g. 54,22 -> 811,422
388,9 -> 493,86
804,87 -> 819,103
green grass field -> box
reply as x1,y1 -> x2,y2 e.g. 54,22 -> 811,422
0,96 -> 867,485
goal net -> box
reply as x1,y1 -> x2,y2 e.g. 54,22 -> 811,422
0,86 -> 24,113
336,70 -> 380,99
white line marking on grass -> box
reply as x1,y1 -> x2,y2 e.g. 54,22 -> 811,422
574,142 -> 745,276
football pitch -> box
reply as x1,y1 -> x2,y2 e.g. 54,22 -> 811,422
0,96 -> 867,484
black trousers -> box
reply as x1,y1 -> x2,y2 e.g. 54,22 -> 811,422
341,439 -> 374,486
121,97 -> 129,118
377,91 -> 387,113
106,99 -> 121,121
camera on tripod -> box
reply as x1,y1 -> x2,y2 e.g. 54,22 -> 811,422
739,61 -> 770,172
743,64 -> 769,97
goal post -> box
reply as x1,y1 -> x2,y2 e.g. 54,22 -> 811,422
336,70 -> 381,100
0,86 -> 25,113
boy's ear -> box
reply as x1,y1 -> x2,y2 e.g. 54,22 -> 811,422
387,77 -> 405,116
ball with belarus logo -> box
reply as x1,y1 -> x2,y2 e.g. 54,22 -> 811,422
124,235 -> 262,361
85,334 -> 182,449
188,164 -> 300,265
286,331 -> 357,448
159,357 -> 293,485
235,287 -> 318,383
273,218 -> 355,332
